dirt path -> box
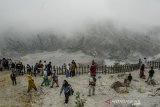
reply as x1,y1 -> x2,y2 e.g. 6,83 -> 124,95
0,71 -> 43,107
0,69 -> 160,107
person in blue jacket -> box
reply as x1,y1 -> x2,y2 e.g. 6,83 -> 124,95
60,80 -> 71,105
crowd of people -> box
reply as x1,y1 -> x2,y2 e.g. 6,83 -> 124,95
0,57 -> 157,105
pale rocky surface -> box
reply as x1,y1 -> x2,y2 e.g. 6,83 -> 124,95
0,68 -> 160,107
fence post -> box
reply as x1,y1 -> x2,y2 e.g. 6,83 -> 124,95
108,66 -> 110,74
87,65 -> 90,74
97,64 -> 99,74
62,66 -> 64,75
111,66 -> 113,74
82,66 -> 83,75
56,66 -> 59,75
105,65 -> 107,74
102,66 -> 104,74
58,66 -> 61,75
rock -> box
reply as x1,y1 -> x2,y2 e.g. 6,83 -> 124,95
109,75 -> 114,79
138,88 -> 145,93
111,81 -> 124,89
111,81 -> 128,93
116,87 -> 128,93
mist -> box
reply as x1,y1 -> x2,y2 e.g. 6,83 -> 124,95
0,0 -> 160,37
0,0 -> 160,61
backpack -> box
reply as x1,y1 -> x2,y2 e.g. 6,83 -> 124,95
67,85 -> 74,96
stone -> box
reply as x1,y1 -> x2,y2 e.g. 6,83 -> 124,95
111,81 -> 124,89
138,88 -> 145,93
116,87 -> 128,93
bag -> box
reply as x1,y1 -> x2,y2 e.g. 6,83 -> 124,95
67,85 -> 74,96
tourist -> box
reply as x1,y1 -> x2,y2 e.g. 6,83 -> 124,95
88,74 -> 96,96
41,69 -> 49,86
38,60 -> 44,76
44,60 -> 47,69
33,63 -> 38,77
27,64 -> 32,75
46,62 -> 52,76
50,70 -> 59,88
128,73 -> 133,83
27,75 -> 37,93
60,80 -> 73,105
65,63 -> 70,78
139,64 -> 145,79
16,62 -> 22,76
70,60 -> 76,77
90,60 -> 97,76
10,72 -> 17,86
124,73 -> 132,87
146,67 -> 155,83
10,62 -> 15,72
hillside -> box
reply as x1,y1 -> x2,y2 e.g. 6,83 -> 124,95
1,23 -> 160,61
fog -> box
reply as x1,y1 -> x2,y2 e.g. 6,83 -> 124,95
0,0 -> 160,37
0,0 -> 160,60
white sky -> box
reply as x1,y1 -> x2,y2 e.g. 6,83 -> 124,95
0,0 -> 160,36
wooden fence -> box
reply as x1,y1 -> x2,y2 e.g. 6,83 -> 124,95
147,61 -> 160,69
52,63 -> 140,75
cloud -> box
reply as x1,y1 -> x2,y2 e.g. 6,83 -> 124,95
0,0 -> 160,36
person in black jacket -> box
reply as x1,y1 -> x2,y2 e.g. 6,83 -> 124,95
10,72 -> 17,85
128,73 -> 133,82
46,62 -> 52,76
146,67 -> 155,82
11,62 -> 15,72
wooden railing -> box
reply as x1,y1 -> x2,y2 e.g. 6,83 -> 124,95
52,63 -> 140,75
147,61 -> 160,69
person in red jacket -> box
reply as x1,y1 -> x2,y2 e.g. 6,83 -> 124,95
90,60 -> 96,76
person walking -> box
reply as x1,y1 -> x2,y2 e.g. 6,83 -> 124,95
60,80 -> 73,105
146,67 -> 155,83
41,69 -> 49,86
10,72 -> 17,86
88,75 -> 96,96
50,70 -> 59,88
27,75 -> 37,93
46,62 -> 52,76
